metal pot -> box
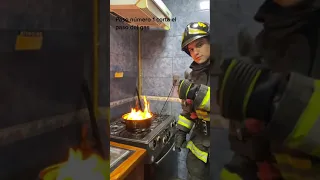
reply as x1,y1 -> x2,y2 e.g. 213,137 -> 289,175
122,113 -> 153,133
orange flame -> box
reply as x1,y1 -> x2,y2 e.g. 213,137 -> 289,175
43,148 -> 109,180
123,96 -> 152,120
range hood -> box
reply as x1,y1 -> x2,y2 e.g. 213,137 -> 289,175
110,0 -> 172,30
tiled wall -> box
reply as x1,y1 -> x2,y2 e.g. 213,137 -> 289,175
0,0 -> 93,179
211,0 -> 263,58
0,1 -> 92,129
140,0 -> 210,117
109,15 -> 139,119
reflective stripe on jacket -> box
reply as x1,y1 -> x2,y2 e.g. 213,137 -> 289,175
220,168 -> 242,180
195,110 -> 209,121
266,73 -> 320,157
193,85 -> 210,112
186,140 -> 209,163
177,114 -> 209,163
177,114 -> 194,132
272,152 -> 320,180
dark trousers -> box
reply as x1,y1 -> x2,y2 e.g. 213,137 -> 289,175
186,150 -> 210,180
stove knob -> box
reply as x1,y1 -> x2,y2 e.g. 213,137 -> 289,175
173,121 -> 177,127
171,122 -> 174,127
162,136 -> 168,144
156,136 -> 161,142
149,139 -> 157,150
167,131 -> 171,138
151,155 -> 154,163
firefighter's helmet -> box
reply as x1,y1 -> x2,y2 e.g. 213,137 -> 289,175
181,22 -> 210,55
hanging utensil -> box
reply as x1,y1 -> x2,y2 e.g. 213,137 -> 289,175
136,87 -> 143,110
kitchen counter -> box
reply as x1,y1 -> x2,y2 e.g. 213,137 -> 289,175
110,141 -> 146,180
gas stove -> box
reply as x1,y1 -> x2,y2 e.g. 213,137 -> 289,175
110,114 -> 176,164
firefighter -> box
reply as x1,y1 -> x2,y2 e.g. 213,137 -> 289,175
177,0 -> 320,179
218,0 -> 320,179
174,22 -> 210,180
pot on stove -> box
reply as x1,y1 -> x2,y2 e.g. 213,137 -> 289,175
121,96 -> 154,133
122,113 -> 153,133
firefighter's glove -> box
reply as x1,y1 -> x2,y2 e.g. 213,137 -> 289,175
181,99 -> 195,114
174,130 -> 187,152
178,79 -> 199,100
217,58 -> 287,122
181,100 -> 199,120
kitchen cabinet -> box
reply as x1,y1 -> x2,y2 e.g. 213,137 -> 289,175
110,141 -> 146,180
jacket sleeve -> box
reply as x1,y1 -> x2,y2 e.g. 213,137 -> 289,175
265,72 -> 320,158
178,80 -> 210,121
176,114 -> 195,133
178,79 -> 210,112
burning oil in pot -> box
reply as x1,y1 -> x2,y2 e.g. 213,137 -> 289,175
123,96 -> 153,120
122,96 -> 154,132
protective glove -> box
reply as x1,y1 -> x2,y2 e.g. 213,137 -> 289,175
178,80 -> 201,114
181,99 -> 195,112
181,99 -> 199,120
181,100 -> 192,113
217,58 -> 288,122
174,129 -> 187,152
178,79 -> 199,100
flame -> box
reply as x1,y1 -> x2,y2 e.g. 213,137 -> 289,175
123,96 -> 152,120
43,148 -> 109,180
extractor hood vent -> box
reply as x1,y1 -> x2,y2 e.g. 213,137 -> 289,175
110,0 -> 173,30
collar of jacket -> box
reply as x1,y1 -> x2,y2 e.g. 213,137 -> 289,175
189,58 -> 210,72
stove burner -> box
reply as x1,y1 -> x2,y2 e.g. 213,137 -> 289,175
111,125 -> 123,131
119,129 -> 150,139
126,126 -> 151,134
150,123 -> 157,129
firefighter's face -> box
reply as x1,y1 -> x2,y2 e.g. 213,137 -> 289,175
187,38 -> 210,64
273,0 -> 303,7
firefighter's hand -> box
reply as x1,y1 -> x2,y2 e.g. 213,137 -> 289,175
181,99 -> 193,113
178,80 -> 199,100
174,130 -> 187,152
217,58 -> 285,122
181,99 -> 199,119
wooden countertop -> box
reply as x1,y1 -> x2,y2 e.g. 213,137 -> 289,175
110,141 -> 146,180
